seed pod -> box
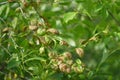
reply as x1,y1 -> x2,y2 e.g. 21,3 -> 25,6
48,52 -> 57,58
75,48 -> 84,57
29,25 -> 38,31
75,66 -> 84,73
37,28 -> 46,36
57,56 -> 64,62
57,60 -> 62,65
59,63 -> 67,72
51,64 -> 58,70
39,47 -> 45,54
2,27 -> 9,33
60,40 -> 68,46
66,60 -> 73,65
47,28 -> 59,35
66,67 -> 71,73
13,73 -> 17,79
63,52 -> 72,59
39,36 -> 47,45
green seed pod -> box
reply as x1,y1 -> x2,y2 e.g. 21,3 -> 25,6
39,47 -> 45,54
66,60 -> 73,65
37,28 -> 46,36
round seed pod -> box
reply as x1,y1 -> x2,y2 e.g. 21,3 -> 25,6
66,67 -> 71,73
59,63 -> 67,72
39,36 -> 47,45
66,60 -> 73,66
48,52 -> 57,59
37,28 -> 46,36
73,66 -> 84,73
57,56 -> 64,62
63,52 -> 72,59
60,40 -> 68,46
39,47 -> 45,54
75,48 -> 84,57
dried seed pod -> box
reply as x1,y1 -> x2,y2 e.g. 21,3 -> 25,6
38,22 -> 43,26
48,52 -> 57,58
39,36 -> 47,44
75,48 -> 84,57
29,25 -> 38,31
47,28 -> 59,35
57,56 -> 64,62
63,52 -> 72,59
60,40 -> 68,46
57,60 -> 63,65
66,67 -> 71,73
66,60 -> 73,65
2,27 -> 9,33
59,63 -> 67,72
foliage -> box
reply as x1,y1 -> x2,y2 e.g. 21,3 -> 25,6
0,0 -> 120,80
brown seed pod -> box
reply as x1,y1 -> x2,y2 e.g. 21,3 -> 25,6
66,67 -> 71,73
48,52 -> 57,59
2,27 -> 10,33
39,36 -> 47,45
29,25 -> 38,31
59,63 -> 67,72
60,40 -> 68,46
57,56 -> 64,62
47,28 -> 59,35
75,48 -> 84,57
63,52 -> 72,59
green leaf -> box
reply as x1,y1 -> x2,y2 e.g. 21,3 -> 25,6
63,12 -> 77,23
0,4 -> 6,16
24,57 -> 46,63
12,17 -> 18,28
7,58 -> 20,69
5,4 -> 10,18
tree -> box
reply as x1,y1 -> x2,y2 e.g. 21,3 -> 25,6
0,0 -> 120,80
